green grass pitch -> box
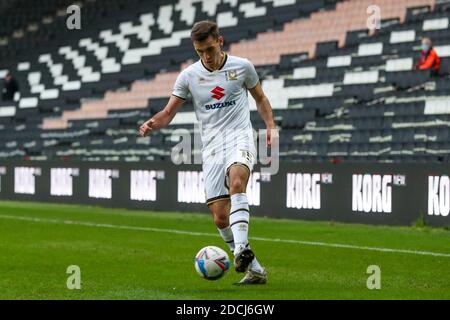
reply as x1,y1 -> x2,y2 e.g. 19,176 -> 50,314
0,200 -> 448,300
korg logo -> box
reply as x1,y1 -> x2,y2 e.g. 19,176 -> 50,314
286,173 -> 321,210
51,168 -> 79,196
428,176 -> 450,217
14,167 -> 41,195
352,174 -> 392,213
130,170 -> 162,202
178,171 -> 205,203
177,171 -> 261,205
89,169 -> 119,199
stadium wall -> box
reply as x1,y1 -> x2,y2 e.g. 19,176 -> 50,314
0,160 -> 448,227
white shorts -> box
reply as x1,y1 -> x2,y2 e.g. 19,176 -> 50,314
203,144 -> 256,205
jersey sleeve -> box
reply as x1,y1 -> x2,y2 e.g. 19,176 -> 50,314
244,59 -> 259,89
172,70 -> 189,100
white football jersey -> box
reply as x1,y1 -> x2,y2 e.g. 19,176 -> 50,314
172,53 -> 259,152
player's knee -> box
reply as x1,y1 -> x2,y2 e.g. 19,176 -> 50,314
229,178 -> 245,193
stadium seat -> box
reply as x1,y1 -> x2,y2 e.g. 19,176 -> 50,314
3,0 -> 450,163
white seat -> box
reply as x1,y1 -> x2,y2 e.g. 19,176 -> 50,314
19,97 -> 38,109
385,58 -> 413,72
389,30 -> 416,44
327,55 -> 352,68
293,66 -> 316,79
434,45 -> 450,58
0,106 -> 16,117
358,43 -> 383,56
344,70 -> 379,85
423,18 -> 449,31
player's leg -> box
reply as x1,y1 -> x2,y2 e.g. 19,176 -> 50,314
227,164 -> 266,281
207,199 -> 235,254
207,193 -> 265,284
227,164 -> 251,258
203,147 -> 236,255
205,163 -> 266,284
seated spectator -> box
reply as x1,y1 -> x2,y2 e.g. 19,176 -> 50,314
415,38 -> 440,74
1,71 -> 19,101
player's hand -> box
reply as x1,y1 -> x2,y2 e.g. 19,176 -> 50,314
266,127 -> 278,148
139,119 -> 155,137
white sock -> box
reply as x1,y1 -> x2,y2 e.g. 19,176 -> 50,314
250,256 -> 265,273
230,193 -> 250,256
217,226 -> 235,253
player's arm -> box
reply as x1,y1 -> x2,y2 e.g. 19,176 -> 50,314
249,82 -> 277,147
139,95 -> 185,137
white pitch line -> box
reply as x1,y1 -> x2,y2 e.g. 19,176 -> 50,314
1,214 -> 449,258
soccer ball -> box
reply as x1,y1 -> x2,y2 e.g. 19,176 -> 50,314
194,246 -> 230,280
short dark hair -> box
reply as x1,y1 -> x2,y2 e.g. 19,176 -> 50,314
191,20 -> 220,42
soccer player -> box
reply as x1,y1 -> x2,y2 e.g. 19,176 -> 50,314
139,20 -> 277,285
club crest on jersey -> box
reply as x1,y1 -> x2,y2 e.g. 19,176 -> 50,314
226,69 -> 238,81
211,86 -> 225,100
